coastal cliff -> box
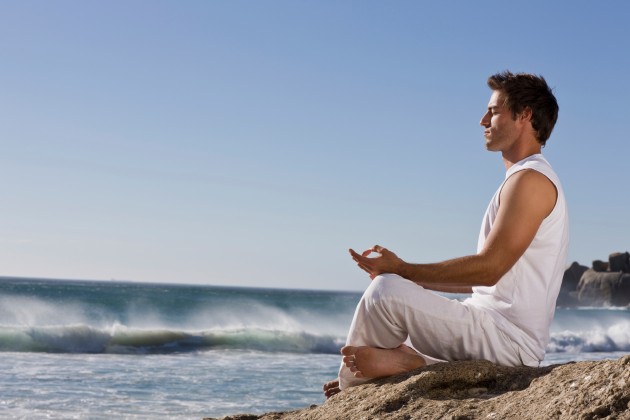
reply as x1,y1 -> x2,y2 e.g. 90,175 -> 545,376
206,355 -> 630,420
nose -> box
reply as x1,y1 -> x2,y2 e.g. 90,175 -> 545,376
480,111 -> 491,127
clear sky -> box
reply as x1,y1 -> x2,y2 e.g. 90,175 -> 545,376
1,1 -> 629,291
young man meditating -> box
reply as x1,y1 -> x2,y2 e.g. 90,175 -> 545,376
324,71 -> 569,398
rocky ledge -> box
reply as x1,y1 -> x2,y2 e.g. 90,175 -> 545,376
206,355 -> 630,420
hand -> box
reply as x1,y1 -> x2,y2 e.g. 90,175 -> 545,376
349,245 -> 403,280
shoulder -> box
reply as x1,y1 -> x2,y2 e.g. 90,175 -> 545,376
501,169 -> 557,218
506,168 -> 557,192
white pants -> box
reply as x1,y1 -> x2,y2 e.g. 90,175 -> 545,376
339,274 -> 534,389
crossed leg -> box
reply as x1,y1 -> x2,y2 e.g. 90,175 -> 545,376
323,344 -> 425,399
323,274 -> 524,398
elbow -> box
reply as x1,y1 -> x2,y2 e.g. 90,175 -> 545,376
478,253 -> 515,287
476,256 -> 511,287
480,274 -> 502,287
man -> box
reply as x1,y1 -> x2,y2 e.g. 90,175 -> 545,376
324,71 -> 568,398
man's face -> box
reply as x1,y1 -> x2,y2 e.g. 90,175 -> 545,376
479,90 -> 520,152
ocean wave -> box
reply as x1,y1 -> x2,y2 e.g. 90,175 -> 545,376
547,320 -> 630,353
7,321 -> 629,356
0,324 -> 345,355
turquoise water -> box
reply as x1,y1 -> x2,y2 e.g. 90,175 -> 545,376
1,277 -> 628,419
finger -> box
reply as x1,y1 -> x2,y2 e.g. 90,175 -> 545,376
364,245 -> 385,257
349,249 -> 363,260
372,245 -> 386,254
351,250 -> 371,265
350,253 -> 363,263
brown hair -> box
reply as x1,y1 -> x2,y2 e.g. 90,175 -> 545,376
487,71 -> 559,146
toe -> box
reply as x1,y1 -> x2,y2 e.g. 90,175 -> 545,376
323,379 -> 339,392
324,386 -> 341,398
323,379 -> 341,399
341,345 -> 357,356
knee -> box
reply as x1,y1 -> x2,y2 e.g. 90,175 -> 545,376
364,274 -> 412,304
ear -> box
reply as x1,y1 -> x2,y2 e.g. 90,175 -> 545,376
518,107 -> 533,122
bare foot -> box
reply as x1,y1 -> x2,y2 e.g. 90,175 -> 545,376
341,344 -> 425,379
322,379 -> 341,399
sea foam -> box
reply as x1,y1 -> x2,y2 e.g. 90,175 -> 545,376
547,320 -> 630,353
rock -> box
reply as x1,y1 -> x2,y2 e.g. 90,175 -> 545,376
560,252 -> 630,307
592,260 -> 609,272
557,262 -> 588,307
206,356 -> 630,420
577,269 -> 630,307
556,251 -> 630,307
609,252 -> 630,273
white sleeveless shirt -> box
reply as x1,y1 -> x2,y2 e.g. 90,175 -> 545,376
466,154 -> 569,363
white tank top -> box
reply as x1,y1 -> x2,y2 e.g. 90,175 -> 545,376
466,154 -> 569,363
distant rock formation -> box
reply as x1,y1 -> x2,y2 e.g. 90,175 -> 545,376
558,251 -> 630,307
556,261 -> 588,307
206,356 -> 630,420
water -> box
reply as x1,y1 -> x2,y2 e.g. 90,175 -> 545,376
1,277 -> 628,419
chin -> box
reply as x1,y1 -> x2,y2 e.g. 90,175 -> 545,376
485,143 -> 500,152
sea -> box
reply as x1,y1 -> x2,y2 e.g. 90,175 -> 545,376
1,277 -> 629,419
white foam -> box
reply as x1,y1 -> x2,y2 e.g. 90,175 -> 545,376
547,320 -> 630,353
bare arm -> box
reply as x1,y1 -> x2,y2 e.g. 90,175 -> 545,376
351,169 -> 557,289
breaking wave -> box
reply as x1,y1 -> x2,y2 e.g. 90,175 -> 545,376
3,280 -> 627,357
0,324 -> 344,354
547,319 -> 630,353
5,320 -> 629,355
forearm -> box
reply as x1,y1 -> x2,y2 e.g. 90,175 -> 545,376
397,253 -> 504,289
350,246 -> 511,290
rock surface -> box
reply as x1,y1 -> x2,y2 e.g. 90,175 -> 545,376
206,355 -> 630,420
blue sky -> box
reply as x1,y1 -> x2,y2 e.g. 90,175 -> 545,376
1,1 -> 629,291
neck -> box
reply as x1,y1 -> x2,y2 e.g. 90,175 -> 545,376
502,141 -> 542,170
